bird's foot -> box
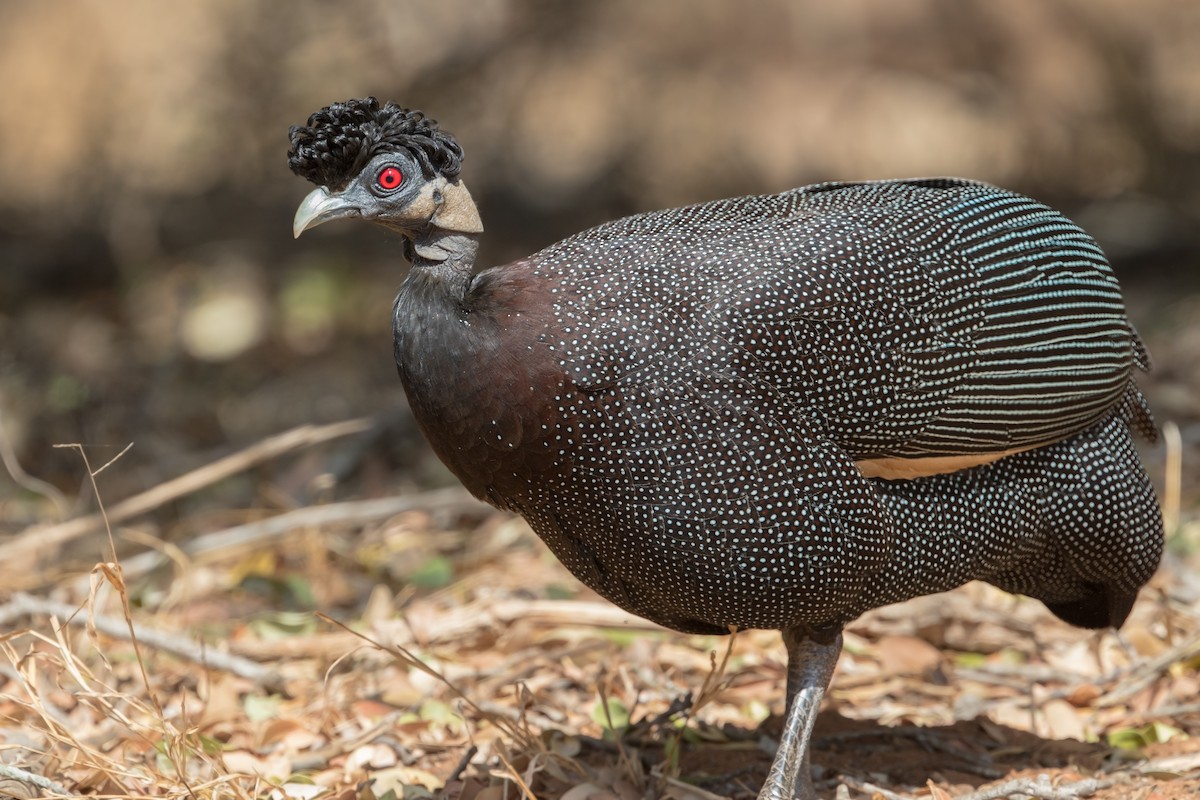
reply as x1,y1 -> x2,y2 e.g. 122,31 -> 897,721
756,771 -> 816,800
755,627 -> 843,800
756,735 -> 817,800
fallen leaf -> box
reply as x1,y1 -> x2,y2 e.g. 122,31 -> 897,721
875,635 -> 941,675
1040,699 -> 1086,741
262,718 -> 319,750
369,765 -> 442,793
346,743 -> 399,770
1065,683 -> 1101,708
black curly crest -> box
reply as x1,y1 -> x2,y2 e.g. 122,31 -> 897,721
287,97 -> 464,190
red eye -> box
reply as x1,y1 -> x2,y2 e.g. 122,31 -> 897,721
377,166 -> 403,190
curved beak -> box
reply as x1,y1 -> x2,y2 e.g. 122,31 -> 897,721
293,187 -> 361,238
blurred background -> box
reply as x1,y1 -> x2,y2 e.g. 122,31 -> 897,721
2,0 -> 1198,536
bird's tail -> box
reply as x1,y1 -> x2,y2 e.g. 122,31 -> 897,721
972,411 -> 1162,629
863,411 -> 1163,630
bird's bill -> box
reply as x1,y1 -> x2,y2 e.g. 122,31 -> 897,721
292,187 -> 360,238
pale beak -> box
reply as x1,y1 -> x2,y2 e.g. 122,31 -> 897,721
293,187 -> 360,238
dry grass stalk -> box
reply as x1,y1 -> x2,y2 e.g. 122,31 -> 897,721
0,417 -> 374,578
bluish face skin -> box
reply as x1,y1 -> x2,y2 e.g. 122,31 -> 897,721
293,150 -> 428,238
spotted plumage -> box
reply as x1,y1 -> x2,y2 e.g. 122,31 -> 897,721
290,99 -> 1163,799
390,178 -> 1160,635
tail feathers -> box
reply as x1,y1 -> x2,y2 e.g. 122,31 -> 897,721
1116,383 -> 1158,443
1121,324 -> 1158,442
985,412 -> 1162,630
1042,583 -> 1140,630
1132,324 -> 1152,372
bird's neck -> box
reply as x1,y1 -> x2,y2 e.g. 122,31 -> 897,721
406,228 -> 480,301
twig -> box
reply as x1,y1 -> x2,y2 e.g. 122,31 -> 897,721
215,598 -> 665,663
1162,420 -> 1181,534
656,629 -> 739,781
951,774 -> 1112,800
110,486 -> 485,583
491,598 -> 669,629
0,408 -> 70,521
0,763 -> 72,797
1097,630 -> 1200,707
955,661 -> 1088,685
842,769 -> 1114,798
79,440 -> 135,477
1140,750 -> 1200,774
0,660 -> 74,732
0,417 -> 374,574
0,592 -> 288,694
491,745 -> 539,800
1128,700 -> 1200,720
840,775 -> 913,799
476,699 -> 567,729
317,612 -> 526,742
656,773 -> 731,800
61,442 -> 170,728
447,744 -> 479,783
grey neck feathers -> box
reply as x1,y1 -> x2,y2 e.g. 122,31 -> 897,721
408,229 -> 480,300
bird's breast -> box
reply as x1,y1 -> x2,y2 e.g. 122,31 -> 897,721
392,266 -> 574,507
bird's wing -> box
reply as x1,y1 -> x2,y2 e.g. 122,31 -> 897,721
540,178 -> 1150,471
525,348 -> 898,633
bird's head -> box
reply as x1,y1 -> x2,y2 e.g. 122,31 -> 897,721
288,98 -> 482,241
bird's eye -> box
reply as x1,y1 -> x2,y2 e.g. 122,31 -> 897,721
376,166 -> 403,191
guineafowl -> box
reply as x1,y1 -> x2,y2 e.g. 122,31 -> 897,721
288,98 -> 1162,799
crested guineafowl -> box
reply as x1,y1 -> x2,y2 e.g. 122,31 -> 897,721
288,98 -> 1163,799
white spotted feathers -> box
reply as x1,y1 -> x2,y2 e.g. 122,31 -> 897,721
393,176 -> 1163,636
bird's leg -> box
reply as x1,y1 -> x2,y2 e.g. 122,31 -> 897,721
758,626 -> 843,800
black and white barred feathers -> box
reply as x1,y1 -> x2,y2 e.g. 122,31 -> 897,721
463,178 -> 1164,635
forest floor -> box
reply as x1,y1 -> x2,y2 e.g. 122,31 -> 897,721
0,435 -> 1198,800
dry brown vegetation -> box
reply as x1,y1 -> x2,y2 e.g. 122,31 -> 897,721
2,448 -> 1200,799
2,2 -> 1199,798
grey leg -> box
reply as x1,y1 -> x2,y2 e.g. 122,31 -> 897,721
757,627 -> 843,800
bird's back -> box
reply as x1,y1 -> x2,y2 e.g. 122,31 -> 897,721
536,178 -> 1151,462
